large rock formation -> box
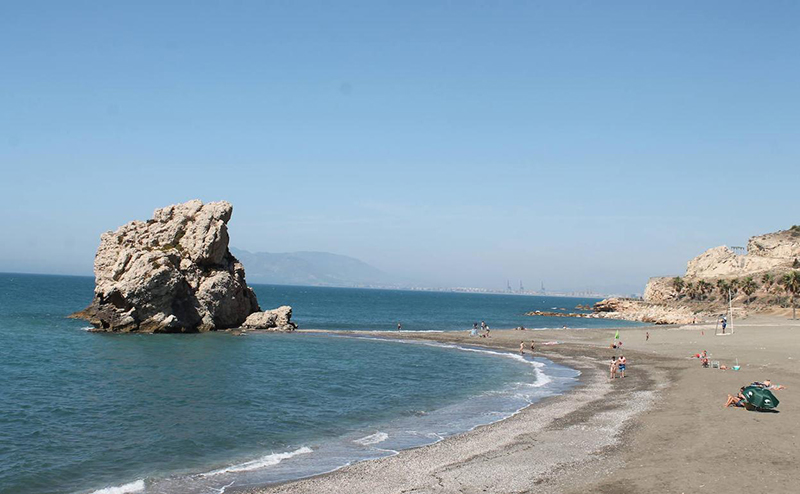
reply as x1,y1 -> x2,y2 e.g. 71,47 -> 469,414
72,200 -> 293,333
644,227 -> 800,304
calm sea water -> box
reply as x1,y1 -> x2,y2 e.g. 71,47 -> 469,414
0,273 -> 634,494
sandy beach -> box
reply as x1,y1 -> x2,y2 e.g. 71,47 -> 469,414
247,315 -> 800,494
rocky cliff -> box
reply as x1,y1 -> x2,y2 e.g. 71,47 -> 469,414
72,200 -> 294,333
592,298 -> 696,325
644,226 -> 800,305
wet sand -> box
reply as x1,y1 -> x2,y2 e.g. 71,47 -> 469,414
246,315 -> 800,493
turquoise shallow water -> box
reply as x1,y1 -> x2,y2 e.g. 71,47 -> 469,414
0,273 -> 611,494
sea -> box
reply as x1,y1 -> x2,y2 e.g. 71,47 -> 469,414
0,273 -> 642,494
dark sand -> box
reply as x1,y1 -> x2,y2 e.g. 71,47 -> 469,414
247,315 -> 800,493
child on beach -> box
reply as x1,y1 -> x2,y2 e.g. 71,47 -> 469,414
519,341 -> 525,355
530,340 -> 535,352
610,356 -> 618,379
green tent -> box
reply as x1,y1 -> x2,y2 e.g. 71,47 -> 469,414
742,386 -> 780,410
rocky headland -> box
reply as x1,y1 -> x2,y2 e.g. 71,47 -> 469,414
71,199 -> 296,333
642,226 -> 800,311
587,226 -> 800,324
528,227 -> 800,325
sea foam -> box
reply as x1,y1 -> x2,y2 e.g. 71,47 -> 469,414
88,479 -> 145,494
201,447 -> 313,476
354,432 -> 389,445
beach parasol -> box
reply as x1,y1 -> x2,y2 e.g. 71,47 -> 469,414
742,386 -> 780,410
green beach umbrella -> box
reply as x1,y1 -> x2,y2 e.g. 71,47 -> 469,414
614,329 -> 620,340
742,386 -> 780,410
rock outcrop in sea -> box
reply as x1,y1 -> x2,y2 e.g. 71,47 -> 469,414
72,199 -> 295,333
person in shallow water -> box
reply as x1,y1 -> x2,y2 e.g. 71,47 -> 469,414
519,341 -> 525,354
397,322 -> 402,331
530,340 -> 535,352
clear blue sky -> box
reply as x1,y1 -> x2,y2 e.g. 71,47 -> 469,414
1,1 -> 798,293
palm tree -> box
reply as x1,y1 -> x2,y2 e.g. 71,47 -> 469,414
729,278 -> 741,296
672,276 -> 684,294
684,281 -> 696,300
781,271 -> 800,320
698,280 -> 713,299
762,272 -> 774,291
742,276 -> 758,300
716,279 -> 730,298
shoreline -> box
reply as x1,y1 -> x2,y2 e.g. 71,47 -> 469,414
244,316 -> 800,493
241,328 -> 670,494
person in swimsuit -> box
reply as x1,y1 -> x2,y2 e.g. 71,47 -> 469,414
519,341 -> 525,355
752,380 -> 787,391
618,355 -> 627,378
530,340 -> 535,352
610,356 -> 618,379
725,387 -> 747,408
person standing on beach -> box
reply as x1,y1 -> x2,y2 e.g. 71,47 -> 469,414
646,331 -> 650,341
610,356 -> 618,379
519,341 -> 525,355
618,355 -> 627,378
530,340 -> 535,352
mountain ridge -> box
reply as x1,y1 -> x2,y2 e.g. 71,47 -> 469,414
231,247 -> 398,287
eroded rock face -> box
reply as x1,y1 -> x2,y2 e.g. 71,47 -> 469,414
685,230 -> 800,280
73,200 -> 261,333
642,276 -> 678,304
593,298 -> 696,325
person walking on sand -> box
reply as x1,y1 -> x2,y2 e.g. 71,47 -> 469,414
519,341 -> 525,355
610,356 -> 618,379
530,340 -> 535,352
618,355 -> 627,378
646,331 -> 650,342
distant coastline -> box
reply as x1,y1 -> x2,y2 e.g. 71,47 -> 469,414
0,270 -> 626,299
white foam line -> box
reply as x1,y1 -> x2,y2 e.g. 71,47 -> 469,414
416,341 -> 554,388
201,446 -> 313,477
328,333 -> 555,388
354,431 -> 389,445
217,480 -> 236,493
88,479 -> 145,494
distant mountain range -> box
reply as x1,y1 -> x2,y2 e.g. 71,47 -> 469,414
230,247 -> 398,287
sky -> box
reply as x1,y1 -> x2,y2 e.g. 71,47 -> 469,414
1,1 -> 798,294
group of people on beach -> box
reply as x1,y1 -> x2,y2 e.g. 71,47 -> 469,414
725,380 -> 786,408
609,355 -> 627,379
470,321 -> 491,337
519,340 -> 535,354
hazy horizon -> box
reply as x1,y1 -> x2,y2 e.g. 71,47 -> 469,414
2,2 -> 798,293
